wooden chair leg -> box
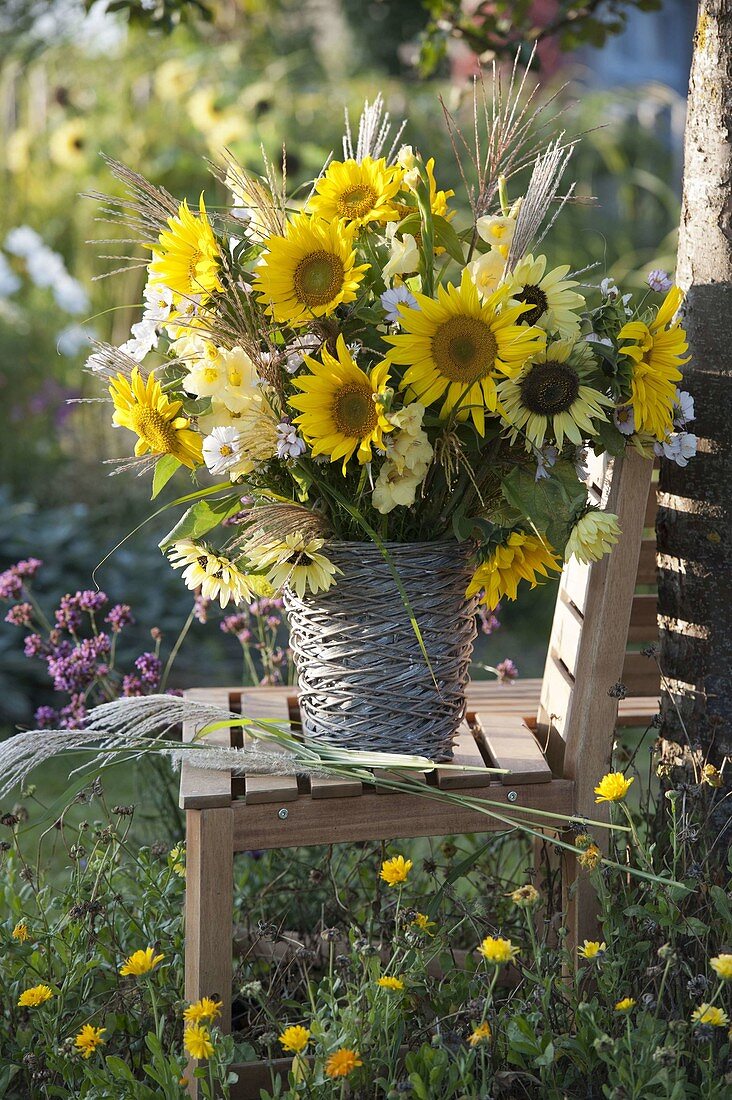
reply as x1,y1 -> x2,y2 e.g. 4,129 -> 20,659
185,808 -> 234,1098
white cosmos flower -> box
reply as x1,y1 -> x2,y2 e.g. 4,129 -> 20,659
654,431 -> 697,467
202,426 -> 243,475
673,389 -> 695,427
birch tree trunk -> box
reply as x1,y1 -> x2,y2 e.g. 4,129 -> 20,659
658,0 -> 732,766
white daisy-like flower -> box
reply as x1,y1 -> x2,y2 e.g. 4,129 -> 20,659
534,444 -> 558,481
202,425 -> 243,475
673,389 -> 695,427
284,333 -> 321,374
647,269 -> 672,293
654,431 -> 697,467
381,285 -> 418,325
614,405 -> 636,435
276,420 -> 306,459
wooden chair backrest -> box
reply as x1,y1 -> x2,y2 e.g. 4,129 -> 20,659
536,450 -> 657,777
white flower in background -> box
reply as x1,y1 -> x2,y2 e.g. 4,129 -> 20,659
673,389 -> 695,427
120,318 -> 159,362
535,444 -> 558,481
53,274 -> 89,315
476,214 -> 515,253
600,277 -> 618,299
614,405 -> 636,436
57,324 -> 91,357
284,333 -> 321,374
468,251 -> 506,300
26,247 -> 65,289
5,226 -> 44,258
0,252 -> 20,298
585,332 -> 612,347
276,420 -> 306,459
654,431 -> 697,467
202,425 -> 243,475
382,225 -> 419,282
184,344 -> 228,400
380,285 -> 418,325
647,269 -> 673,293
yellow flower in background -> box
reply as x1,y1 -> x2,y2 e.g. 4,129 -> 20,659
565,512 -> 621,565
184,1023 -> 214,1060
18,984 -> 54,1007
244,533 -> 339,599
386,269 -> 546,435
290,336 -> 392,472
510,884 -> 540,908
119,947 -> 164,977
168,540 -> 256,607
155,58 -> 197,102
49,118 -> 88,171
377,975 -> 405,991
74,1024 -> 106,1059
424,157 -> 455,221
324,1047 -> 363,1077
109,367 -> 203,469
619,286 -> 689,441
279,1025 -> 310,1053
254,213 -> 368,327
412,912 -> 436,935
309,156 -> 403,227
7,128 -> 31,173
12,920 -> 30,942
187,86 -> 226,132
615,997 -> 636,1013
701,764 -> 723,788
578,843 -> 602,871
184,997 -> 222,1026
380,854 -> 413,886
468,1021 -> 492,1046
466,532 -> 560,611
691,1003 -> 729,1028
594,772 -> 634,804
505,253 -> 585,339
148,195 -> 222,303
168,844 -> 186,878
578,940 -> 606,960
710,954 -> 732,981
478,935 -> 519,966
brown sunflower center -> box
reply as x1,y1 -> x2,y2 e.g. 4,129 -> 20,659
293,250 -> 345,307
332,384 -> 377,437
432,315 -> 498,383
514,283 -> 549,326
129,405 -> 179,453
519,360 -> 580,416
338,184 -> 378,220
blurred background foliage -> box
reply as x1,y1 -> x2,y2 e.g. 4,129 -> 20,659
0,0 -> 688,726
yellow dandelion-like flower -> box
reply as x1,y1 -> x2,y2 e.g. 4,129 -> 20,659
691,1003 -> 729,1028
377,976 -> 405,991
49,118 -> 88,171
478,935 -> 519,966
565,512 -> 621,565
702,764 -> 723,788
119,947 -> 164,977
509,885 -> 541,908
167,540 -> 256,608
466,532 -> 560,611
18,984 -> 54,1007
412,912 -> 436,935
385,269 -> 545,435
12,921 -> 30,943
578,940 -> 607,960
244,533 -> 339,600
308,156 -> 403,227
168,844 -> 186,878
183,997 -> 222,1026
324,1047 -> 363,1078
578,843 -> 602,871
379,854 -> 413,887
109,367 -> 203,470
594,772 -> 634,804
278,1025 -> 310,1054
74,1024 -> 106,1059
619,286 -> 689,441
184,1023 -> 214,1060
615,997 -> 636,1013
504,253 -> 585,339
289,335 -> 392,472
468,1021 -> 492,1046
148,195 -> 222,303
710,954 -> 732,981
253,213 -> 368,328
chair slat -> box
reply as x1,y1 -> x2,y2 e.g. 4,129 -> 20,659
550,595 -> 584,679
636,538 -> 657,585
537,655 -> 574,742
238,691 -> 300,806
179,688 -> 234,809
621,652 -> 661,696
627,594 -> 658,642
435,721 -> 493,789
473,712 -> 552,785
561,556 -> 591,615
309,775 -> 364,799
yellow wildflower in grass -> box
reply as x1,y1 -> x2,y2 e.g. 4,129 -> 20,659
466,532 -> 560,611
74,1024 -> 106,1059
702,764 -> 723,788
510,885 -> 540,908
578,843 -> 602,871
412,912 -> 436,935
12,920 -> 30,942
18,984 -> 54,1007
615,998 -> 636,1013
278,1025 -> 310,1053
184,1023 -> 214,1060
710,954 -> 732,981
385,269 -> 546,436
167,541 -> 256,608
691,1003 -> 729,1028
324,1047 -> 364,1078
308,156 -> 403,227
478,936 -> 520,966
49,118 -> 88,171
618,286 -> 689,440
148,195 -> 222,303
565,512 -> 621,565
578,940 -> 607,960
109,368 -> 203,470
119,947 -> 164,977
289,335 -> 392,472
169,844 -> 186,878
377,975 -> 405,991
183,997 -> 222,1026
380,855 -> 413,887
468,1021 -> 492,1046
594,772 -> 634,804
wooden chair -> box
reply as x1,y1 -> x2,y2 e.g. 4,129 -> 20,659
179,449 -> 659,1099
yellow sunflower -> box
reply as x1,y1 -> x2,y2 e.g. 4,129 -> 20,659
148,195 -> 222,303
253,213 -> 368,327
385,269 -> 546,435
49,119 -> 88,171
467,532 -> 560,610
308,156 -> 403,227
289,335 -> 392,470
498,339 -> 611,448
505,254 -> 584,339
109,368 -> 203,469
618,285 -> 689,440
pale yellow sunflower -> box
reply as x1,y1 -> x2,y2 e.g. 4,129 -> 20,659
618,286 -> 689,441
467,532 -> 560,610
49,119 -> 88,171
385,269 -> 546,435
244,533 -> 340,599
504,254 -> 584,339
148,195 -> 222,303
289,335 -> 392,470
308,156 -> 403,227
167,541 -> 255,607
109,368 -> 203,469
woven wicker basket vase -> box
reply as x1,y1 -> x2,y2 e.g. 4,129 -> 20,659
283,540 -> 478,761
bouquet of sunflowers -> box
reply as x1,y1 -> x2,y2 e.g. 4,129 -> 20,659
89,87 -> 694,622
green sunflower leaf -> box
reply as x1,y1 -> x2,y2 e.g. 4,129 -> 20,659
501,462 -> 587,550
158,494 -> 243,549
151,454 -> 182,500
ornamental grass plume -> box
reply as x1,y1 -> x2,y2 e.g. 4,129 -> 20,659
118,947 -> 164,977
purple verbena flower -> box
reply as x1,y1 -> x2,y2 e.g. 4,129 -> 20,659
15,558 -> 43,579
0,568 -> 23,601
5,603 -> 33,627
59,693 -> 87,729
24,633 -> 45,658
476,606 -> 501,636
496,658 -> 518,684
122,674 -> 145,697
34,705 -> 58,728
105,603 -> 133,633
135,651 -> 162,687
